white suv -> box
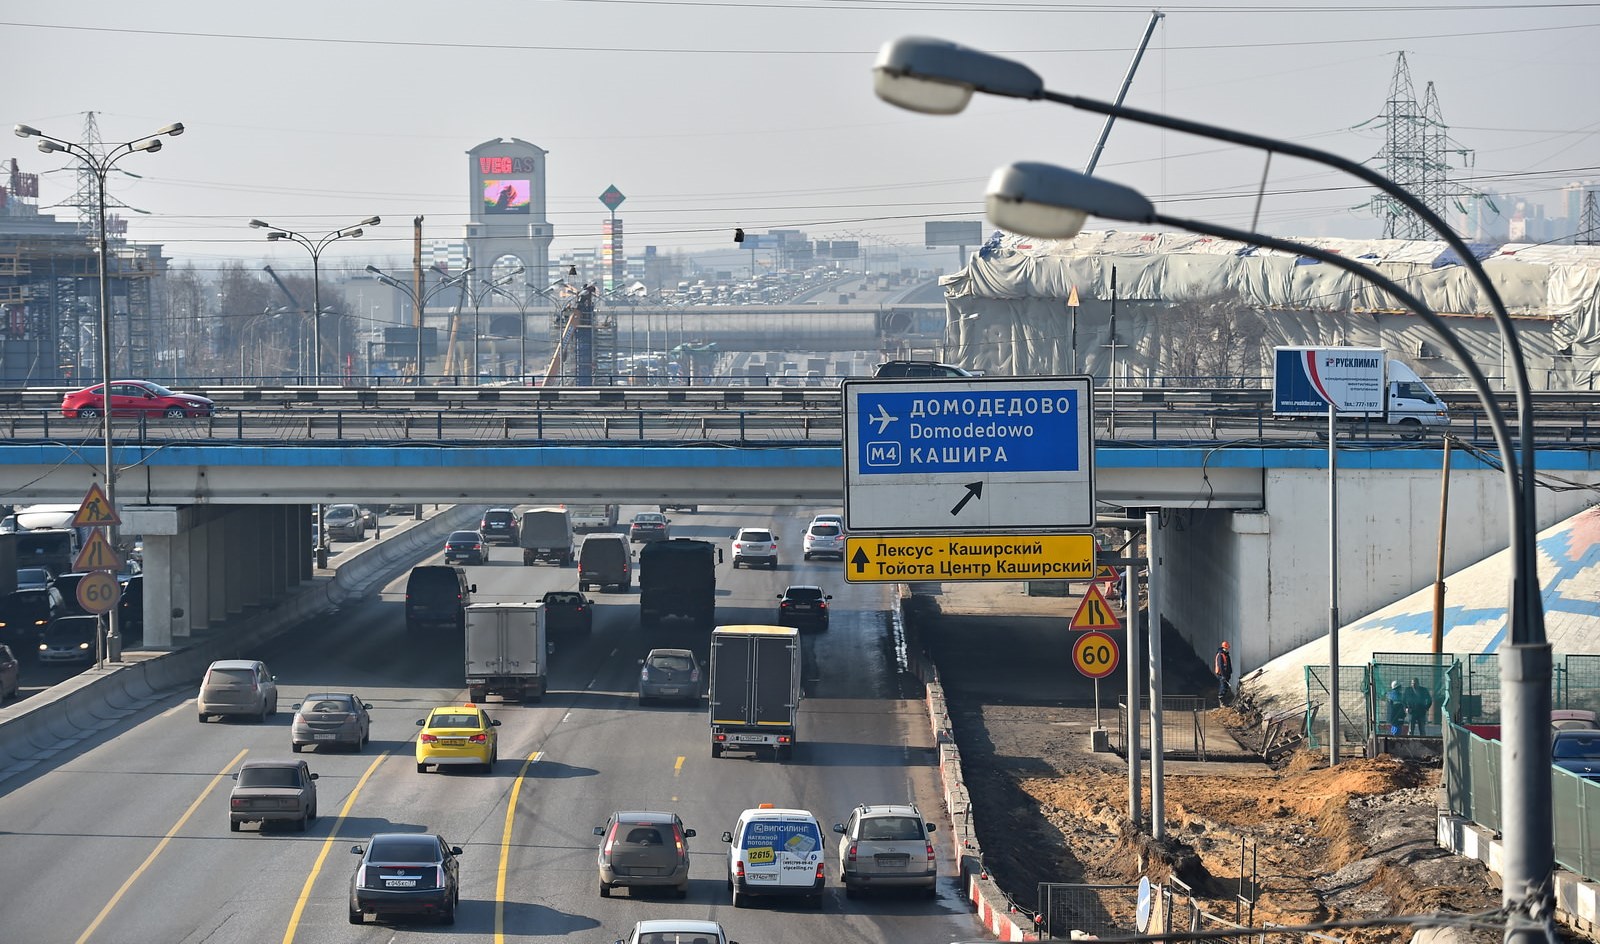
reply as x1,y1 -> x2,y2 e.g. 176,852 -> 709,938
803,521 -> 844,561
832,803 -> 938,898
722,805 -> 826,909
731,528 -> 779,569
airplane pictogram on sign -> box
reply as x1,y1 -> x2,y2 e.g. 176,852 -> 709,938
1070,583 -> 1121,631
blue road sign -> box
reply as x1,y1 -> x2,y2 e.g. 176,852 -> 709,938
843,376 -> 1095,533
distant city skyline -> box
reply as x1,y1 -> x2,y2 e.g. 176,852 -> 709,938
8,1 -> 1598,278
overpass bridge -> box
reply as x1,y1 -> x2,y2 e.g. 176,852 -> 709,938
2,385 -> 1598,681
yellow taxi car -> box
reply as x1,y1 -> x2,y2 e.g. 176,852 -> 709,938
415,704 -> 501,773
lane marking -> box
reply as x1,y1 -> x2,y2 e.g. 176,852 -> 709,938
496,751 -> 543,944
674,755 -> 684,777
281,752 -> 389,944
159,699 -> 192,719
74,748 -> 249,944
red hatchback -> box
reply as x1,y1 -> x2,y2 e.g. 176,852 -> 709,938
61,381 -> 215,419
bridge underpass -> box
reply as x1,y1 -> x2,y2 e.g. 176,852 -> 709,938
4,440 -> 1600,669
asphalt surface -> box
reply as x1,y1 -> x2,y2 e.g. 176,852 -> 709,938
0,507 -> 973,944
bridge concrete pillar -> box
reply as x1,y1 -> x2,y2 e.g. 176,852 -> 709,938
271,505 -> 290,595
142,533 -> 175,648
240,506 -> 268,610
203,515 -> 226,629
167,529 -> 191,642
299,505 -> 314,582
224,508 -> 247,617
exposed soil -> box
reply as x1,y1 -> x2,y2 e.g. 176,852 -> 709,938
949,698 -> 1507,944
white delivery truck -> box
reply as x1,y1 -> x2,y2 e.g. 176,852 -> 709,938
568,504 -> 618,533
1272,346 -> 1449,438
464,602 -> 548,703
709,625 -> 801,761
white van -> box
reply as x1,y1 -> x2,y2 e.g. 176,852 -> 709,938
721,805 -> 826,909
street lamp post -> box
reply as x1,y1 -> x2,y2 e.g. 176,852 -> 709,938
469,269 -> 523,381
249,217 -> 380,384
15,119 -> 183,669
874,40 -> 1552,939
365,265 -> 465,383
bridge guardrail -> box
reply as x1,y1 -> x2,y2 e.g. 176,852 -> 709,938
6,385 -> 1600,445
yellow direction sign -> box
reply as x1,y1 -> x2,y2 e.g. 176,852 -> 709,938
73,483 -> 120,527
845,533 -> 1095,583
1071,583 -> 1121,631
73,530 -> 122,573
76,571 -> 120,615
1072,630 -> 1119,679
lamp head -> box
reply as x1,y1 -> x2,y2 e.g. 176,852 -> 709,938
37,140 -> 63,154
364,265 -> 383,275
985,161 -> 1155,240
266,232 -> 285,241
344,228 -> 364,239
157,122 -> 184,137
249,219 -> 272,229
136,139 -> 163,153
360,216 -> 381,227
874,37 -> 1043,115
13,124 -> 39,139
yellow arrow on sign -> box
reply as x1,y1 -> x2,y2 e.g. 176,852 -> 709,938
73,530 -> 122,573
845,533 -> 1095,583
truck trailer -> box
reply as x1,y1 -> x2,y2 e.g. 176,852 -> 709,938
638,538 -> 718,628
1273,346 -> 1449,438
464,602 -> 549,703
709,624 -> 801,760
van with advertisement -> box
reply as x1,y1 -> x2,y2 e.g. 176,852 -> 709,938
1272,346 -> 1448,438
721,805 -> 826,909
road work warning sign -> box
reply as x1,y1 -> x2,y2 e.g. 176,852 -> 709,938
1071,583 -> 1121,631
845,533 -> 1095,583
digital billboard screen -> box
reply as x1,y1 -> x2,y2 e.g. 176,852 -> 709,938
482,179 -> 531,214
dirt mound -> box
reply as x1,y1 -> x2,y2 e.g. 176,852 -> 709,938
954,702 -> 1504,943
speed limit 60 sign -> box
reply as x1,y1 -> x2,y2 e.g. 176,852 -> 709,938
1072,631 -> 1119,679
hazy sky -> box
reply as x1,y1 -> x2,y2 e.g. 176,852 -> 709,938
8,0 -> 1598,281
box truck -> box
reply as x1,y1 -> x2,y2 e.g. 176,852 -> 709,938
568,504 -> 618,533
464,602 -> 548,703
519,507 -> 575,566
638,538 -> 719,628
1272,346 -> 1449,438
709,624 -> 801,761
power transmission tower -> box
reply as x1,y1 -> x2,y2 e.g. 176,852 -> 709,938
69,111 -> 107,239
1580,191 -> 1600,246
1360,53 -> 1478,240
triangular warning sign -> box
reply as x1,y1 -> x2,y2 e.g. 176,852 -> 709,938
74,529 -> 122,573
73,483 -> 120,527
1071,582 -> 1121,631
1067,283 -> 1081,307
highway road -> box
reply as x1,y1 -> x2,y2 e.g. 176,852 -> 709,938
0,507 -> 973,944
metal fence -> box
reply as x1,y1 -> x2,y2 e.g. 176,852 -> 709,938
1114,696 -> 1214,760
1302,666 -> 1369,750
1560,654 -> 1600,713
1037,882 -> 1140,940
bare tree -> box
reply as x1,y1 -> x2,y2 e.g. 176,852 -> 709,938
1158,297 -> 1266,388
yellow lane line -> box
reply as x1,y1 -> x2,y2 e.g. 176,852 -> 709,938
159,699 -> 192,719
674,755 -> 685,776
74,748 -> 249,944
281,752 -> 389,944
496,751 -> 543,944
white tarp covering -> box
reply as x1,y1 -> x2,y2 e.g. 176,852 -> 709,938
939,231 -> 1600,387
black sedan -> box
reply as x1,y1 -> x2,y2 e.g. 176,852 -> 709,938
350,832 -> 462,925
1554,730 -> 1600,779
443,530 -> 487,566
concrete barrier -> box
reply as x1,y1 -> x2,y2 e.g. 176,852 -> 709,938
904,585 -> 1040,942
0,504 -> 485,784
